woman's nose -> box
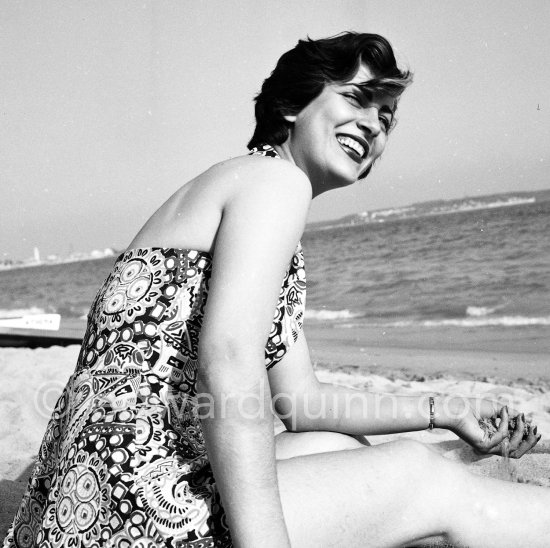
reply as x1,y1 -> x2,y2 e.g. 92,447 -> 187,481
357,107 -> 381,137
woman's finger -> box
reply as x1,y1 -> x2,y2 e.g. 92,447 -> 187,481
477,407 -> 509,454
499,405 -> 509,427
483,406 -> 510,450
509,413 -> 526,450
510,429 -> 541,459
483,425 -> 509,452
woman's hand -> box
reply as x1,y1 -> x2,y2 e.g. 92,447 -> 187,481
445,398 -> 541,458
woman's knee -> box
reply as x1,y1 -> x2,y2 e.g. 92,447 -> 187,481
385,439 -> 434,461
276,430 -> 365,459
381,439 -> 466,484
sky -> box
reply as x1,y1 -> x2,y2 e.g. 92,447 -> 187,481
2,0 -> 550,261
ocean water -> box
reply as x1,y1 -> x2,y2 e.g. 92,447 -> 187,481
302,200 -> 550,328
1,200 -> 549,330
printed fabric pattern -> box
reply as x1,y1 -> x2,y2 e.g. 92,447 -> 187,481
3,147 -> 306,548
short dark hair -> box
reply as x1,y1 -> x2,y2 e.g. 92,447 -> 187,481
248,32 -> 412,176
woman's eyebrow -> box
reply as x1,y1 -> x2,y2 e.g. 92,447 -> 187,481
351,84 -> 396,117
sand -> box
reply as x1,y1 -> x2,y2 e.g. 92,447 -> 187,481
1,324 -> 550,541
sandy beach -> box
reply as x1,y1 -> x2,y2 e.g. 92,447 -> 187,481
1,323 -> 550,541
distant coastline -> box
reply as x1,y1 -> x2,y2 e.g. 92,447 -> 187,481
0,248 -> 119,272
3,188 -> 549,269
306,188 -> 550,232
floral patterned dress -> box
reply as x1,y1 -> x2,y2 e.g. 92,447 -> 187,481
3,146 -> 306,548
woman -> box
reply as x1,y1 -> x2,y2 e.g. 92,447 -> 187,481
4,32 -> 548,548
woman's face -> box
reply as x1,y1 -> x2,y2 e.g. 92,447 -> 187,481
282,64 -> 396,194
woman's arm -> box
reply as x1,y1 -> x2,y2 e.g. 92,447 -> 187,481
197,157 -> 311,548
269,334 -> 540,456
311,384 -> 540,456
270,334 -> 439,434
270,335 -> 441,434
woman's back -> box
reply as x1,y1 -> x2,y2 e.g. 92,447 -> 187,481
127,149 -> 305,255
3,147 -> 308,548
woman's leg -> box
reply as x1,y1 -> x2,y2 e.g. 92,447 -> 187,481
276,438 -> 550,548
275,430 -> 369,459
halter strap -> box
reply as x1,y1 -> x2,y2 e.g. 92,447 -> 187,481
248,144 -> 280,159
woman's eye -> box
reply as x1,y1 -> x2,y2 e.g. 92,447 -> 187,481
344,93 -> 362,107
379,116 -> 392,132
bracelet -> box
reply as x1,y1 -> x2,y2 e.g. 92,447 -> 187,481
428,397 -> 435,430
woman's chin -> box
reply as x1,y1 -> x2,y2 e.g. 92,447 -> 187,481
330,167 -> 361,188
311,156 -> 362,193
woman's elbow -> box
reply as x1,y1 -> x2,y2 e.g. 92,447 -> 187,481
198,337 -> 263,385
196,340 -> 269,420
273,394 -> 318,433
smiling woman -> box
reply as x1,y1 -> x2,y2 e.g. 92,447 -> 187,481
278,64 -> 397,191
249,33 -> 410,187
4,31 -> 550,548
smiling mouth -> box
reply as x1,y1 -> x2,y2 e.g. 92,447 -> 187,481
336,134 -> 367,162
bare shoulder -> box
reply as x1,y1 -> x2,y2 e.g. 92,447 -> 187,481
128,153 -> 310,253
207,154 -> 312,204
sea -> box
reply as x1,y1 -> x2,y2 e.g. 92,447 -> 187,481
1,199 -> 549,333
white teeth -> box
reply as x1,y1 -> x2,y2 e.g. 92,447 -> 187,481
337,135 -> 365,158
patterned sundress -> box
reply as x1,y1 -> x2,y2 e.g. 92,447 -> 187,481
3,146 -> 306,548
